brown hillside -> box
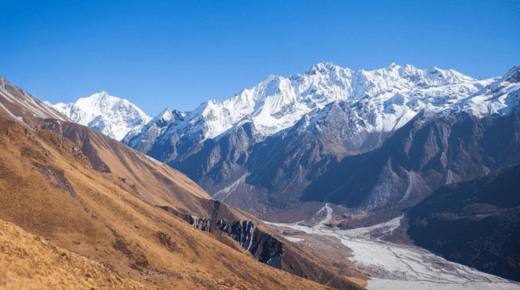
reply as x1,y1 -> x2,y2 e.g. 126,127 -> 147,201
0,76 -> 365,289
0,113 -> 330,289
0,218 -> 143,289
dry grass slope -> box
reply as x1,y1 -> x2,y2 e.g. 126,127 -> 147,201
0,113 -> 331,289
0,76 -> 365,289
0,218 -> 143,290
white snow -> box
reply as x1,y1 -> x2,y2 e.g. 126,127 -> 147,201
145,63 -> 516,151
193,63 -> 486,139
49,91 -> 152,140
283,236 -> 304,242
125,107 -> 180,147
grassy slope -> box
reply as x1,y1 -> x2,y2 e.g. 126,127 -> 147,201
0,115 -> 331,289
0,218 -> 143,289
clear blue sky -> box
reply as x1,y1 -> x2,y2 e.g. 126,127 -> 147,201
1,0 -> 518,116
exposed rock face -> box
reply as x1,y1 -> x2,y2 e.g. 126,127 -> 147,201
159,204 -> 285,269
158,203 -> 364,290
407,164 -> 520,282
302,109 -> 520,211
191,218 -> 283,268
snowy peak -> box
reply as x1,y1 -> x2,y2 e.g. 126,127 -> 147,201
122,106 -> 186,150
501,66 -> 520,84
459,66 -> 520,118
153,107 -> 181,124
165,62 -> 485,141
303,62 -> 342,76
158,107 -> 174,120
49,91 -> 151,140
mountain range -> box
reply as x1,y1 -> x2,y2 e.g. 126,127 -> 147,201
5,61 -> 520,288
43,63 -> 520,284
50,63 -> 520,216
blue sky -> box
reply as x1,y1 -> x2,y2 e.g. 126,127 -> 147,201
1,0 -> 518,116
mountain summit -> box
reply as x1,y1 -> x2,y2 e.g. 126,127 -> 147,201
48,91 -> 151,140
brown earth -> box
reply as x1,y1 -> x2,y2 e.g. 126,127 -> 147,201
0,110 -> 332,289
0,218 -> 143,289
0,76 -> 366,289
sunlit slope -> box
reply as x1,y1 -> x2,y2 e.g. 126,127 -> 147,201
40,118 -> 217,215
0,113 -> 331,289
0,218 -> 143,289
0,75 -> 365,289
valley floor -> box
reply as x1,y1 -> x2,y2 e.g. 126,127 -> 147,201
264,204 -> 520,290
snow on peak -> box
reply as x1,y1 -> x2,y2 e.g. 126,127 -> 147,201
458,66 -> 520,118
49,91 -> 152,140
122,106 -> 184,149
388,62 -> 398,68
156,107 -> 175,122
500,66 -> 520,84
304,62 -> 340,75
156,63 -> 488,143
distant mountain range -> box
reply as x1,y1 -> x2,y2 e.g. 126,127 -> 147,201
47,63 -> 520,220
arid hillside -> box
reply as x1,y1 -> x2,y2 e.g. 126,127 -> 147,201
0,76 -> 365,289
0,218 -> 143,289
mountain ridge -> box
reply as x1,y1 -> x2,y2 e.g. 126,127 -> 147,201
127,62 -> 491,147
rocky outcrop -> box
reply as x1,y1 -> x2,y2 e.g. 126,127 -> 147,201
158,204 -> 364,290
159,205 -> 283,268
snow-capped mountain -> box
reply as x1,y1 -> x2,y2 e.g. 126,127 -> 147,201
130,63 -> 490,147
122,107 -> 185,152
122,63 -> 520,218
126,63 -> 492,157
48,91 -> 152,140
